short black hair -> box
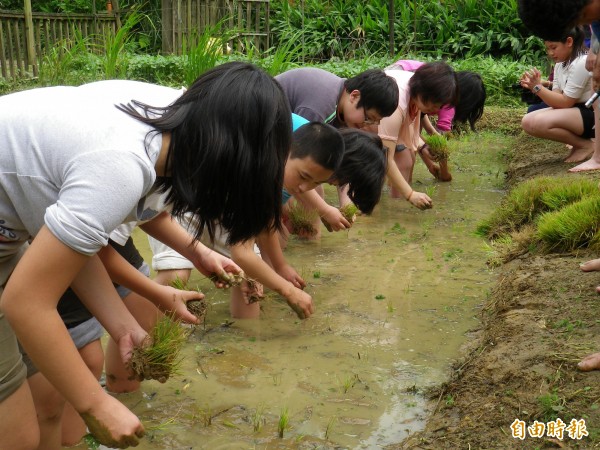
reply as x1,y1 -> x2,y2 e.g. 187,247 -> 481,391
118,62 -> 291,245
333,129 -> 386,214
290,122 -> 344,172
454,71 -> 486,132
409,62 -> 458,107
344,69 -> 399,118
517,0 -> 591,41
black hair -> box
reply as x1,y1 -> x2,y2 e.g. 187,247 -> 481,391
409,62 -> 458,107
117,62 -> 292,245
518,0 -> 592,41
290,122 -> 344,172
332,129 -> 386,214
550,26 -> 587,68
344,69 -> 399,118
453,71 -> 486,132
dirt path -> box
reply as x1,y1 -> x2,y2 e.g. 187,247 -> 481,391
392,110 -> 600,449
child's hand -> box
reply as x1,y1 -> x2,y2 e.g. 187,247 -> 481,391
409,191 -> 433,210
286,287 -> 314,319
153,285 -> 203,324
116,328 -> 150,368
193,246 -> 243,287
80,393 -> 145,448
277,263 -> 306,289
321,206 -> 351,231
240,278 -> 264,303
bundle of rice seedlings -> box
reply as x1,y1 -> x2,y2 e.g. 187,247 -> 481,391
536,197 -> 600,252
129,315 -> 188,383
287,201 -> 319,237
339,203 -> 359,223
477,176 -> 598,239
423,134 -> 450,162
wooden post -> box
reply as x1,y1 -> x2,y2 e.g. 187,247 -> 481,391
23,0 -> 38,76
162,0 -> 173,53
112,0 -> 122,29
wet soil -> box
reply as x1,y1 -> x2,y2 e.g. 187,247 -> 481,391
393,109 -> 600,449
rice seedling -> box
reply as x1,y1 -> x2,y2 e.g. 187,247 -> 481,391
423,134 -> 450,162
324,416 -> 337,440
129,315 -> 188,383
536,197 -> 600,252
477,176 -> 599,239
277,407 -> 290,438
424,185 -> 438,198
338,374 -> 358,393
484,224 -> 536,267
287,201 -> 319,238
252,405 -> 266,432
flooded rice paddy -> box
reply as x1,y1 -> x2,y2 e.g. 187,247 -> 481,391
82,134 -> 508,450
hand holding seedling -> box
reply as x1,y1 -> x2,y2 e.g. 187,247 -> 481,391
155,284 -> 204,324
192,245 -> 243,288
409,190 -> 433,210
320,204 -> 352,231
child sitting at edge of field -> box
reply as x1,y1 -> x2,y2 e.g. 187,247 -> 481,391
520,26 -> 593,163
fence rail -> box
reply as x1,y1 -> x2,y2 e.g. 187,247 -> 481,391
0,10 -> 118,80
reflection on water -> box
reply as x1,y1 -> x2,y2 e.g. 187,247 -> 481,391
86,134 -> 507,450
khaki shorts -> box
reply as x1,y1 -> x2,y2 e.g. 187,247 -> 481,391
0,245 -> 28,402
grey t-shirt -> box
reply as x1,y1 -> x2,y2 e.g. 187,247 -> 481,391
275,68 -> 345,124
0,80 -> 181,260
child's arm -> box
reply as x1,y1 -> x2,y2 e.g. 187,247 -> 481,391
421,114 -> 439,136
293,190 -> 351,231
230,239 -> 313,319
382,139 -> 433,209
2,226 -> 145,447
97,245 -> 202,324
140,212 -> 242,285
256,230 -> 306,289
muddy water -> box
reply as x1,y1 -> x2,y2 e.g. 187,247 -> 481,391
84,134 -> 508,450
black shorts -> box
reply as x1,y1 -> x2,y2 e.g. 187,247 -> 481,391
575,103 -> 595,139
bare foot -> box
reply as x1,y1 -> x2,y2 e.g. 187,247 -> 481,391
580,258 -> 600,272
578,352 -> 600,371
564,146 -> 594,163
568,158 -> 600,172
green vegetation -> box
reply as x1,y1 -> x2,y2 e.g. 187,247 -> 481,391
423,134 -> 450,162
479,177 -> 600,262
287,201 -> 319,238
277,407 -> 290,438
129,315 -> 188,382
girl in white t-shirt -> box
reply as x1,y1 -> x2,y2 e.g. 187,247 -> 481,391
521,26 -> 593,163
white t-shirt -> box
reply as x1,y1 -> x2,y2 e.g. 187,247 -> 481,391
0,80 -> 182,260
553,54 -> 592,103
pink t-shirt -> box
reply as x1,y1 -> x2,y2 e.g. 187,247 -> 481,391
393,59 -> 455,132
378,70 -> 421,151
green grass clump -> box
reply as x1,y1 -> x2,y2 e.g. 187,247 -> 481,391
477,176 -> 599,239
423,134 -> 450,162
130,316 -> 188,383
339,203 -> 359,223
536,197 -> 600,252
